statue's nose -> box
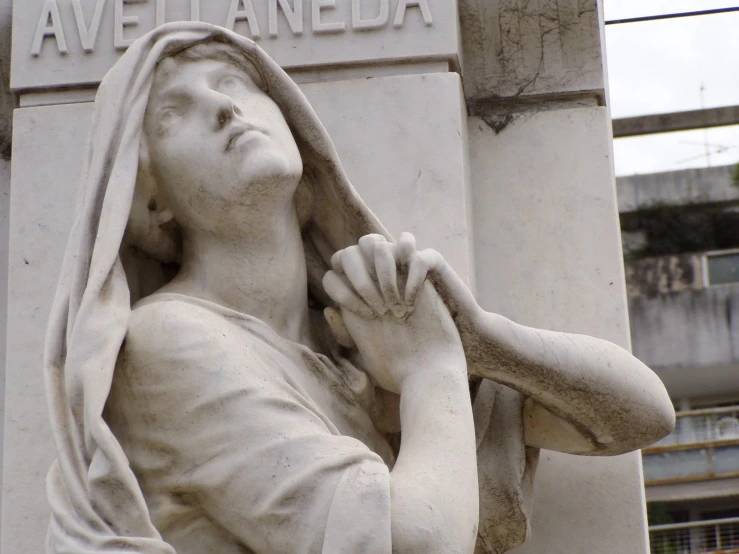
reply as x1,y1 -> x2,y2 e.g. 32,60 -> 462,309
210,91 -> 243,131
216,105 -> 234,131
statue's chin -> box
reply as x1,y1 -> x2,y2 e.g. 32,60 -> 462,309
234,151 -> 303,195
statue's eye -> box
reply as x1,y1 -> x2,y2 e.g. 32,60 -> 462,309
219,74 -> 245,92
158,107 -> 180,126
159,107 -> 176,120
153,107 -> 182,136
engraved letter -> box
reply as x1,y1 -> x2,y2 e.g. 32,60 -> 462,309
72,0 -> 106,53
226,0 -> 261,39
269,0 -> 303,37
352,0 -> 388,30
31,0 -> 68,57
156,0 -> 201,25
115,0 -> 147,50
394,0 -> 433,28
312,0 -> 345,34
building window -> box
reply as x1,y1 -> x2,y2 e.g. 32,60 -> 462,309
705,250 -> 739,286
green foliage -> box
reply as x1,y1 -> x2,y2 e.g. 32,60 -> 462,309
648,503 -> 675,526
621,203 -> 739,260
648,504 -> 680,554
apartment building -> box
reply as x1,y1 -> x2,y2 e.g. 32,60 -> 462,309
619,163 -> 739,553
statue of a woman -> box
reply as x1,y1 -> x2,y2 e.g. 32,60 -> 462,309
43,22 -> 674,554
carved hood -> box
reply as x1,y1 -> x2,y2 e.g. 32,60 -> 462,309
44,22 -> 535,554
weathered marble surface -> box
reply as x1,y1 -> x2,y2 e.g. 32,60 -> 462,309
460,0 -> 605,101
469,106 -> 655,553
36,22 -> 673,554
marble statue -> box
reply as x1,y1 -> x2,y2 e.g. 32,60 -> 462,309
43,22 -> 675,554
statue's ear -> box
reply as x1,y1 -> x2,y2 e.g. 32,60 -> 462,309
136,134 -> 175,221
123,134 -> 180,264
295,172 -> 314,231
293,138 -> 315,231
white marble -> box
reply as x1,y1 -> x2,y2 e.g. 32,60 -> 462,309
0,158 -> 9,540
2,103 -> 88,554
12,0 -> 460,90
459,0 -> 605,101
3,38 -> 473,554
302,73 -> 475,284
469,105 -> 655,554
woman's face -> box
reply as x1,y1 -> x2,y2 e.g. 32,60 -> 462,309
143,56 -> 303,231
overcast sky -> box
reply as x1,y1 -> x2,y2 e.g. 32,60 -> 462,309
604,0 -> 739,176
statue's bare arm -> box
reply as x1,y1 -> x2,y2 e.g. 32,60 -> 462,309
323,253 -> 480,554
326,233 -> 675,457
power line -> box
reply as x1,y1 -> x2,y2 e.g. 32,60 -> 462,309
606,7 -> 739,26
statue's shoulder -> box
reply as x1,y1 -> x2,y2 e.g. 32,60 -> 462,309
121,295 -> 283,391
130,294 -> 214,330
125,295 -> 234,358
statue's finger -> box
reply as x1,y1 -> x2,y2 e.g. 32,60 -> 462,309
405,253 -> 431,312
323,271 -> 376,319
396,232 -> 417,267
358,234 -> 386,278
330,250 -> 345,274
342,247 -> 388,315
374,242 -> 406,318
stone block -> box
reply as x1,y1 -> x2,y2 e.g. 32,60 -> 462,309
460,0 -> 605,102
2,103 -> 88,554
469,105 -> 650,554
12,0 -> 460,90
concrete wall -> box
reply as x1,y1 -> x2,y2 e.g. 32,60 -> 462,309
618,165 -> 739,214
625,254 -> 704,298
630,284 -> 739,399
631,285 -> 739,371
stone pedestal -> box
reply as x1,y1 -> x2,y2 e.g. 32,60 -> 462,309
2,1 -> 651,552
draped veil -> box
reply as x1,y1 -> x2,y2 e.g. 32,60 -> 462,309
44,22 -> 537,554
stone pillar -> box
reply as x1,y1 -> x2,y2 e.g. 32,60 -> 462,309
462,1 -> 651,552
0,0 -> 16,540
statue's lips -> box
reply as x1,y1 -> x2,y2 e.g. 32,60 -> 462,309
225,127 -> 266,152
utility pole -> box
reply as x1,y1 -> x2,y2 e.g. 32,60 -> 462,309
700,83 -> 711,167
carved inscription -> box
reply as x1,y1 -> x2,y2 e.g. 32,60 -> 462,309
31,0 -> 68,56
72,0 -> 107,53
31,0 -> 435,56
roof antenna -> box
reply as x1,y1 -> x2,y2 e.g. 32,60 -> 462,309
701,83 -> 711,167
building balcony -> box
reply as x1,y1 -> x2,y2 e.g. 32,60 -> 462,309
643,406 -> 739,487
650,517 -> 739,554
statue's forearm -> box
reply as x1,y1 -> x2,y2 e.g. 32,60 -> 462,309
464,311 -> 675,455
391,366 -> 479,553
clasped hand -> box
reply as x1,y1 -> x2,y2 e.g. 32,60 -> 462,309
323,233 -> 466,394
